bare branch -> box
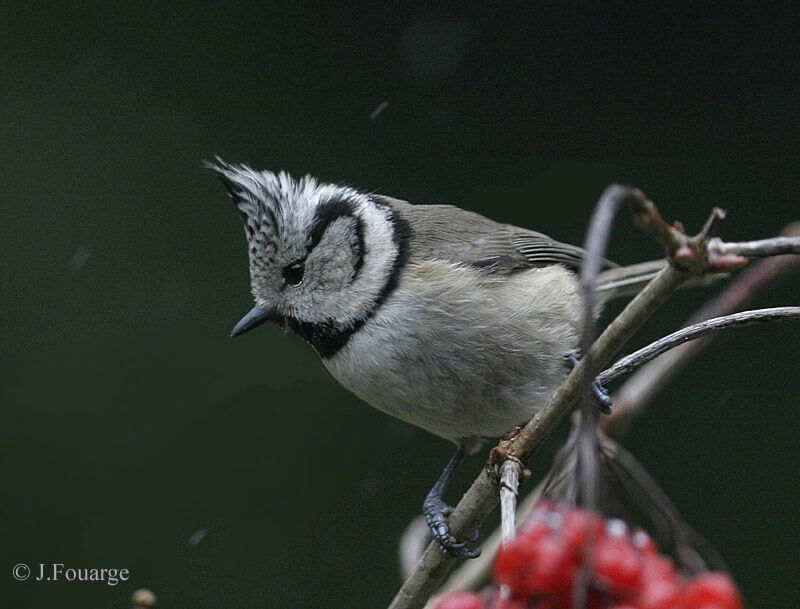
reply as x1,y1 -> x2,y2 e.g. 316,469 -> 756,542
427,225 -> 800,597
577,184 -> 633,515
574,184 -> 631,606
699,207 -> 727,238
708,235 -> 800,258
597,307 -> 800,386
603,222 -> 800,435
626,188 -> 686,255
499,460 -> 522,544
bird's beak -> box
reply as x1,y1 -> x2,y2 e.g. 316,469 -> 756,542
230,306 -> 278,337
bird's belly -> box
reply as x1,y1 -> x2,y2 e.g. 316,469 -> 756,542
326,345 -> 564,444
322,262 -> 583,446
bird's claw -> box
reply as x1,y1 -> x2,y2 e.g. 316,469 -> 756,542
565,353 -> 614,414
592,379 -> 613,414
423,497 -> 481,558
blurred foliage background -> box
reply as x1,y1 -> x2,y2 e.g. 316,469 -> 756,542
1,3 -> 798,608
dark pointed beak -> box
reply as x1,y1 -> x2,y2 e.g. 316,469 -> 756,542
230,306 -> 278,337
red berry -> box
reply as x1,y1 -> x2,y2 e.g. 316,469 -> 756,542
640,555 -> 680,585
493,538 -> 536,594
593,535 -> 644,593
638,575 -> 683,609
563,508 -> 603,553
495,531 -> 578,598
435,591 -> 485,609
683,572 -> 742,609
527,533 -> 579,594
488,597 -> 527,609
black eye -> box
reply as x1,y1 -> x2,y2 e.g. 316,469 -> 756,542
282,260 -> 305,286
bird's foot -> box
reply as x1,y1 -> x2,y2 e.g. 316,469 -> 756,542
591,379 -> 613,414
566,353 -> 613,414
423,495 -> 480,558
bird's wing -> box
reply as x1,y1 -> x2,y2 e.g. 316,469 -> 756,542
377,196 -> 615,274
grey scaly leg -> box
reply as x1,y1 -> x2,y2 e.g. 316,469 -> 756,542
423,446 -> 480,558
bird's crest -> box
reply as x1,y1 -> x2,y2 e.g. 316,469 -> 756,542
203,157 -> 321,263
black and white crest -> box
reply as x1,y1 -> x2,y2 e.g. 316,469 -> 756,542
203,158 -> 321,269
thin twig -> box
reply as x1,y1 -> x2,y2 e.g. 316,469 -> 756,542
597,307 -> 800,386
603,222 -> 800,435
576,185 -> 629,514
708,235 -> 800,258
699,208 -> 727,238
499,460 -> 522,543
626,188 -> 686,256
576,184 -> 631,608
499,459 -> 521,601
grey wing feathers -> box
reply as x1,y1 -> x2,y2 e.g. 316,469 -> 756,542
596,260 -> 666,298
378,195 -> 615,274
510,230 -> 613,271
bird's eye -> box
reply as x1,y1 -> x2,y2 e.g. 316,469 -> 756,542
282,260 -> 305,286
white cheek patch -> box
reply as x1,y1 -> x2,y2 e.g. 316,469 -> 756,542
345,200 -> 399,314
287,193 -> 400,326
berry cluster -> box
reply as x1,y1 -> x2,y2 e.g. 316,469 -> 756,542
435,502 -> 743,609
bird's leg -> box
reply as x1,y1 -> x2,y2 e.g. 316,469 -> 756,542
566,353 -> 613,414
423,446 -> 480,558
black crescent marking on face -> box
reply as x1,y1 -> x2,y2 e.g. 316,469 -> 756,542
287,197 -> 411,358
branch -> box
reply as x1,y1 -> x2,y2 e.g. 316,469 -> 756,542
597,307 -> 800,386
499,460 -> 522,543
603,222 -> 800,435
576,184 -> 633,515
708,235 -> 800,258
425,226 -> 800,600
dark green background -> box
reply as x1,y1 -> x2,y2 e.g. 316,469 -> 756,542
2,3 -> 798,608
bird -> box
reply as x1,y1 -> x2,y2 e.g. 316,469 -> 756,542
205,159 -> 668,557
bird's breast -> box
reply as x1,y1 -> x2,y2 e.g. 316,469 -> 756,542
322,260 -> 584,443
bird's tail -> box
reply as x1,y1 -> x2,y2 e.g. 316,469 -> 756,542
596,259 -> 722,300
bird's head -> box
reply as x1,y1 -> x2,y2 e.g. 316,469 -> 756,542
205,159 -> 408,355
